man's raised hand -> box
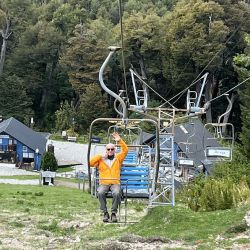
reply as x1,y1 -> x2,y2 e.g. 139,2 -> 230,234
112,132 -> 121,142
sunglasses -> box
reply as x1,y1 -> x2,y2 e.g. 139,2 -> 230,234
106,148 -> 115,151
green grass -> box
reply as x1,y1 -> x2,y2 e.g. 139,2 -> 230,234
0,183 -> 249,249
48,133 -> 64,141
83,203 -> 249,245
57,166 -> 74,173
0,175 -> 39,180
49,133 -> 89,143
0,184 -> 98,218
0,174 -> 82,183
56,176 -> 83,183
125,205 -> 249,240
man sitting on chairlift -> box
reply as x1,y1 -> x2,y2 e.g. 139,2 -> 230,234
90,132 -> 128,222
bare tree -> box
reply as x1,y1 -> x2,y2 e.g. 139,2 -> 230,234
0,15 -> 11,75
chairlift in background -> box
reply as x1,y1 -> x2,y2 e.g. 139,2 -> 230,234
186,73 -> 208,114
129,68 -> 148,112
204,94 -> 234,162
107,123 -> 142,145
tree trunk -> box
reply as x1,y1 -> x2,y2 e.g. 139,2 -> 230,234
0,37 -> 7,75
205,75 -> 218,123
40,88 -> 47,109
0,16 -> 11,75
205,79 -> 212,123
138,57 -> 147,80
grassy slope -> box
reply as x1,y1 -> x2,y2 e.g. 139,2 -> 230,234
0,184 -> 249,249
125,205 -> 250,249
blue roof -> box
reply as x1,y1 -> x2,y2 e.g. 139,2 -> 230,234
0,117 -> 47,154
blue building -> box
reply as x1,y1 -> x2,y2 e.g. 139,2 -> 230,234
0,117 -> 48,170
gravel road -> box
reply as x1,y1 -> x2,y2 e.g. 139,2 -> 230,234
0,163 -> 40,185
0,164 -> 39,176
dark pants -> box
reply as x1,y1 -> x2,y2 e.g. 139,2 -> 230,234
97,184 -> 121,214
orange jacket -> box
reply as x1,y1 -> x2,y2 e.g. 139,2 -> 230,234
90,139 -> 128,185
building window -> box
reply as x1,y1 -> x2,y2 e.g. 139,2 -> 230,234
0,135 -> 9,139
29,153 -> 34,158
23,153 -> 28,158
23,152 -> 34,159
23,146 -> 28,152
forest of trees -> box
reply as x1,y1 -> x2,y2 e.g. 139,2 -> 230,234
0,0 -> 249,153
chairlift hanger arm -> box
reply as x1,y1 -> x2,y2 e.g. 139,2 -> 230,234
99,46 -> 127,119
159,74 -> 207,108
195,72 -> 208,108
114,98 -> 123,117
217,94 -> 232,124
114,91 -> 126,117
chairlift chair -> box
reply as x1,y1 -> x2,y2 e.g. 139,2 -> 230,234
87,118 -> 160,223
186,73 -> 208,114
203,95 -> 235,162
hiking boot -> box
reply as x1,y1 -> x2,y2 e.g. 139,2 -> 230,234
111,213 -> 118,223
103,212 -> 109,223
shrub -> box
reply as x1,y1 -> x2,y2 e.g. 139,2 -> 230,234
211,145 -> 250,187
183,176 -> 250,212
183,174 -> 206,212
41,152 -> 58,172
66,127 -> 79,137
212,162 -> 250,188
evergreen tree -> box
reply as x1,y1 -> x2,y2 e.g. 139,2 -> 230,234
161,0 -> 250,121
60,23 -> 108,95
55,101 -> 76,132
41,151 -> 58,172
234,34 -> 250,157
0,74 -> 33,124
120,11 -> 165,98
78,83 -> 111,131
9,20 -> 68,128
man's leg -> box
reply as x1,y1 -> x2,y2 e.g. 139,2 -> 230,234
110,184 -> 121,222
97,185 -> 110,214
